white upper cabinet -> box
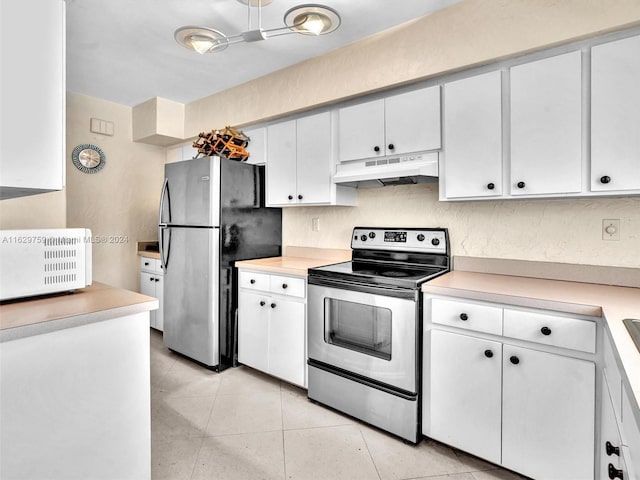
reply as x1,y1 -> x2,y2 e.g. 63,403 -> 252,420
591,34 -> 640,192
510,51 -> 583,196
243,126 -> 267,165
442,71 -> 503,199
0,0 -> 65,199
338,86 -> 441,163
266,120 -> 297,205
266,112 -> 356,207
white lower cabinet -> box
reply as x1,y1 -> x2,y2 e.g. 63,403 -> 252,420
428,330 -> 502,464
237,269 -> 307,387
425,295 -> 596,479
501,345 -> 594,480
139,257 -> 164,331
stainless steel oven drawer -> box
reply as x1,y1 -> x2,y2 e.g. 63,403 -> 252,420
308,364 -> 419,443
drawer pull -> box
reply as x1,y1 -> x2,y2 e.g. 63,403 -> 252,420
459,313 -> 468,321
608,464 -> 624,479
484,349 -> 493,358
149,277 -> 155,282
250,279 -> 256,284
270,303 -> 276,309
540,326 -> 552,336
606,441 -> 620,457
259,301 -> 266,307
282,283 -> 288,289
155,278 -> 160,282
144,262 -> 150,266
509,356 -> 520,365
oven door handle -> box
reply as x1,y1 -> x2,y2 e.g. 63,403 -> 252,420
308,275 -> 417,300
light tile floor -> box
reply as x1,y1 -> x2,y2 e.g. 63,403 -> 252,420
150,329 -> 529,480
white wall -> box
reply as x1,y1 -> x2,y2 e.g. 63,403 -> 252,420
66,93 -> 165,291
283,184 -> 640,268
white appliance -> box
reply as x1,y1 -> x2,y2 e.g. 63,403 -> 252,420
332,152 -> 439,187
0,228 -> 92,301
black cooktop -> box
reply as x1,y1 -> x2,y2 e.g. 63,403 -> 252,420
309,260 -> 448,290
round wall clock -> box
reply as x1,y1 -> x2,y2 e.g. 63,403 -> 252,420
71,144 -> 106,174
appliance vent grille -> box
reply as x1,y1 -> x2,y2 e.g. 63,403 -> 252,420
43,243 -> 80,286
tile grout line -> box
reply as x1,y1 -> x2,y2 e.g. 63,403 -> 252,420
357,426 -> 383,480
280,381 -> 288,480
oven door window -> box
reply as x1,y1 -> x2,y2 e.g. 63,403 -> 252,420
324,298 -> 392,361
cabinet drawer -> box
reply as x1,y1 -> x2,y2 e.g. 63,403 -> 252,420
503,309 -> 596,353
238,270 -> 270,291
139,256 -> 163,274
269,275 -> 305,298
431,298 -> 502,335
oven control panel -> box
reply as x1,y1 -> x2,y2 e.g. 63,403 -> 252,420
351,228 -> 447,254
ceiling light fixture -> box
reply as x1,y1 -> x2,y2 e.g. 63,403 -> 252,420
174,2 -> 341,55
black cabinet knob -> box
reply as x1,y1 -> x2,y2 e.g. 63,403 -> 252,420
459,313 -> 468,321
541,326 -> 552,336
288,195 -> 293,200
601,175 -> 611,184
270,303 -> 276,308
149,277 -> 154,281
259,300 -> 266,306
144,262 -> 150,266
250,279 -> 256,284
484,349 -> 493,358
155,278 -> 160,282
517,181 -> 526,189
606,441 -> 620,457
608,463 -> 624,479
374,146 -> 380,152
510,356 -> 520,365
388,144 -> 395,150
487,183 -> 495,190
282,283 -> 288,289
297,194 -> 303,200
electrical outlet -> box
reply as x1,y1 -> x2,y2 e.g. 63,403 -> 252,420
602,219 -> 620,241
312,217 -> 320,232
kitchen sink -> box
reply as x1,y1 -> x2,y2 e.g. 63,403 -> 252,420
623,319 -> 640,353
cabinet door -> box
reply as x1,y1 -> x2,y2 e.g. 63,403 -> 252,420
237,290 -> 269,372
591,34 -> 640,192
243,126 -> 267,165
443,71 -> 503,198
140,272 -> 157,328
338,99 -> 385,162
510,51 -> 582,196
154,275 -> 164,332
502,345 -> 595,480
427,330 -> 502,464
0,0 -> 65,197
296,112 -> 333,204
385,86 -> 441,155
266,120 -> 297,206
268,299 -> 306,387
601,372 -> 623,480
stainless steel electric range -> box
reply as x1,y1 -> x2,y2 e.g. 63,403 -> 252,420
307,227 -> 450,443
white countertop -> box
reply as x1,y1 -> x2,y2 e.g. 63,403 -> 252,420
0,282 -> 158,342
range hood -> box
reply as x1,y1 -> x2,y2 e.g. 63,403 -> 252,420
333,152 -> 439,187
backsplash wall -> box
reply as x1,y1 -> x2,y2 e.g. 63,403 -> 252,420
282,184 -> 640,268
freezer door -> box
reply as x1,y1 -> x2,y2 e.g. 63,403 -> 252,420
163,156 -> 220,226
163,226 -> 220,367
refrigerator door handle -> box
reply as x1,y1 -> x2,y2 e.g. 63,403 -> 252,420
158,177 -> 171,225
159,226 -> 171,271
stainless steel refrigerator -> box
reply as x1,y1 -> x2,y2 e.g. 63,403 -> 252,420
158,156 -> 281,370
